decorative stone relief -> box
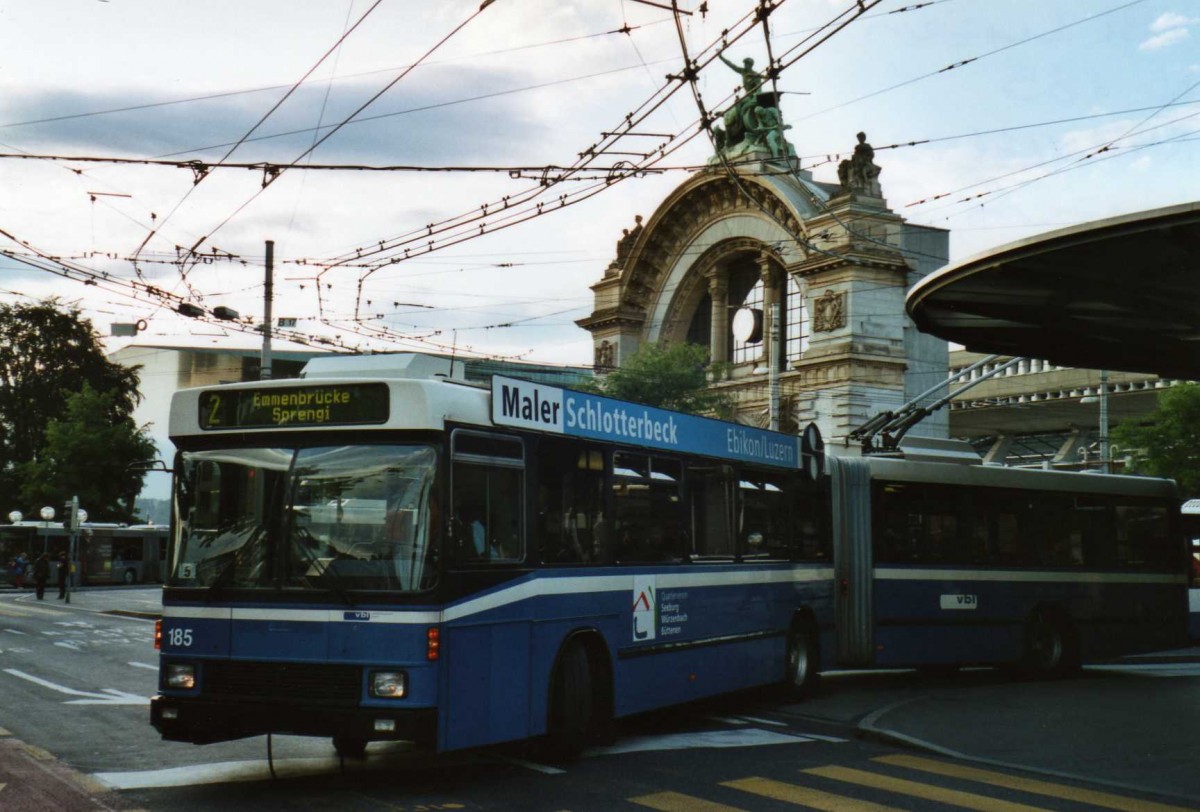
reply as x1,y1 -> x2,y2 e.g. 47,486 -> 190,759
594,340 -> 615,372
812,289 -> 846,332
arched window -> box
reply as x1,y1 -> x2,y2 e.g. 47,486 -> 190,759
731,272 -> 807,366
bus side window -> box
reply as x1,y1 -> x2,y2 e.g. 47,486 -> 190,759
536,441 -> 606,565
450,430 -> 525,566
688,465 -> 734,558
452,465 -> 523,564
613,453 -> 683,563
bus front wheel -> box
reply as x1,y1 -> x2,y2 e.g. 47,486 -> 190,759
542,640 -> 594,761
332,735 -> 367,760
783,623 -> 819,700
1021,610 -> 1079,679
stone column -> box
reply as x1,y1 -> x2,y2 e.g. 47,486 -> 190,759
758,254 -> 781,370
708,269 -> 729,363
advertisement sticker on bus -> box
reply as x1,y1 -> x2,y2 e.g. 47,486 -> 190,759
491,375 -> 802,470
632,575 -> 656,641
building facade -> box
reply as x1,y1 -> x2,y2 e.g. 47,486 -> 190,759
578,127 -> 950,445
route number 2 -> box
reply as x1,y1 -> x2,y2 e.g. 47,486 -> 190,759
168,628 -> 194,647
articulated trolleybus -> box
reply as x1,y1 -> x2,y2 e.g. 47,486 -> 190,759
151,356 -> 829,758
828,445 -> 1186,675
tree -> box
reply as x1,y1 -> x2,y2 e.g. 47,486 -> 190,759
1111,382 -> 1200,497
19,385 -> 158,523
579,342 -> 734,418
0,300 -> 148,518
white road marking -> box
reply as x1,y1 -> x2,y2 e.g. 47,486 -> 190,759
128,661 -> 158,671
731,715 -> 788,727
3,668 -> 149,705
488,754 -> 566,774
3,629 -> 27,635
586,728 -> 816,756
1089,663 -> 1200,678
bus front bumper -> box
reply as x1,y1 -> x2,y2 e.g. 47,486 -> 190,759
150,695 -> 437,746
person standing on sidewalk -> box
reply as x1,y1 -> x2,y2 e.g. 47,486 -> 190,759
12,553 -> 27,589
56,552 -> 68,599
33,553 -> 50,600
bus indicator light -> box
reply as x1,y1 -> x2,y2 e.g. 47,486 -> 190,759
154,619 -> 162,650
427,627 -> 440,661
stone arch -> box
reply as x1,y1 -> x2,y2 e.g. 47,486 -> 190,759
578,160 -> 951,444
616,173 -> 819,348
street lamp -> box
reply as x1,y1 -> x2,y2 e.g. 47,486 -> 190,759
8,510 -> 22,523
40,506 -> 55,522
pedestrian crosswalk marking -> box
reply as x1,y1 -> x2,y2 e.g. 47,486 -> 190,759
873,755 -> 1197,812
804,765 -> 1054,812
630,790 -> 747,811
723,776 -> 904,811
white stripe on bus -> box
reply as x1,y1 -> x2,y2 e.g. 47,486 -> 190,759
875,568 -> 1185,584
162,566 -> 837,625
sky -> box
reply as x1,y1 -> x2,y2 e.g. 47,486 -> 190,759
1,0 -> 1198,369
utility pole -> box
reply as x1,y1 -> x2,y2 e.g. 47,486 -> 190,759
768,299 -> 781,432
1099,369 -> 1110,474
261,239 -> 274,380
65,496 -> 78,604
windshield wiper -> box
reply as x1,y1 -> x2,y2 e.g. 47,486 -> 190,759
202,525 -> 265,603
288,529 -> 356,608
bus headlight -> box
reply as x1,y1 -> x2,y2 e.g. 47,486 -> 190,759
368,670 -> 407,699
165,663 -> 196,690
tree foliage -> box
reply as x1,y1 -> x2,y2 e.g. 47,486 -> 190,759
578,342 -> 734,418
20,385 -> 158,522
1111,382 -> 1200,497
0,300 -> 150,520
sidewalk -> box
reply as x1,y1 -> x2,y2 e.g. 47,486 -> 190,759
0,725 -> 134,811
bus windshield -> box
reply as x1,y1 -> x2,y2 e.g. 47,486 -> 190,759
171,445 -> 438,593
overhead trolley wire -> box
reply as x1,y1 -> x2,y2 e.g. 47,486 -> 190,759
795,0 -> 1151,122
130,0 -> 388,267
175,0 -> 502,288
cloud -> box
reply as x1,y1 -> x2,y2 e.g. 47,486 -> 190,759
1150,12 -> 1192,32
1140,11 -> 1193,51
1140,27 -> 1190,51
0,64 -> 546,165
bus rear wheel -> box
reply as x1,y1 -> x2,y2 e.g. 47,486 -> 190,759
542,640 -> 594,761
782,623 -> 819,700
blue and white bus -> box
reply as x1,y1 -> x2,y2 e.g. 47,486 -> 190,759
151,358 -> 831,759
1182,499 -> 1200,640
831,448 -> 1187,675
150,355 -> 1189,759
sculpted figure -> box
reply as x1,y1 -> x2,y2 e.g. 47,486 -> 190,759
612,214 -> 644,269
719,54 -> 764,96
835,133 -> 883,197
747,104 -> 792,158
837,131 -> 882,196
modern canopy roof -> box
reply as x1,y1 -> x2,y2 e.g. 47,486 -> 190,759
906,202 -> 1200,381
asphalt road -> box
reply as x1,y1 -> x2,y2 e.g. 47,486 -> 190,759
2,586 -> 1198,811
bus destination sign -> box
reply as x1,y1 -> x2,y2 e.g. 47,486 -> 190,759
198,383 -> 390,430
